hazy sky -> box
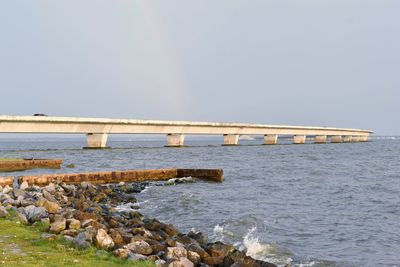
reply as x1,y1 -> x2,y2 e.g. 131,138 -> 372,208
0,1 -> 399,134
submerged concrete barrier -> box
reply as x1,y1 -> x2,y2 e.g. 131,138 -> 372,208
15,168 -> 223,186
0,158 -> 63,172
177,169 -> 224,182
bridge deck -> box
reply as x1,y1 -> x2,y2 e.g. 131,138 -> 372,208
0,115 -> 372,135
0,115 -> 373,147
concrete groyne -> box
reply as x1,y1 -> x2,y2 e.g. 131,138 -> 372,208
0,176 -> 13,187
3,168 -> 223,187
0,158 -> 63,172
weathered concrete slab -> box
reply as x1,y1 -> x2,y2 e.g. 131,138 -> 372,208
14,168 -> 223,186
0,159 -> 63,172
0,176 -> 13,187
177,169 -> 224,182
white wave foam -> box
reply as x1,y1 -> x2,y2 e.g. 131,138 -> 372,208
212,224 -> 225,241
213,226 -> 317,267
114,202 -> 137,212
213,224 -> 224,235
241,227 -> 295,267
212,224 -> 235,243
298,261 -> 316,267
140,185 -> 151,193
115,200 -> 148,212
243,227 -> 273,260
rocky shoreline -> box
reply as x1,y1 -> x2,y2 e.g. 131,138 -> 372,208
0,180 -> 277,267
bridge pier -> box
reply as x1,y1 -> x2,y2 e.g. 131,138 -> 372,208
293,135 -> 306,144
315,135 -> 327,144
343,136 -> 353,143
331,135 -> 343,143
0,116 -> 373,148
85,133 -> 109,149
223,134 -> 239,146
166,134 -> 185,147
264,134 -> 278,145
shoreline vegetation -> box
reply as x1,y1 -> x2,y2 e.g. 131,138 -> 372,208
0,180 -> 278,267
0,213 -> 153,267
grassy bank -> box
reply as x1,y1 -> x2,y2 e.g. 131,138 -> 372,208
0,212 -> 154,267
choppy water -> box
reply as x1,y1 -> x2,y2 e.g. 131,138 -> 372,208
0,137 -> 399,267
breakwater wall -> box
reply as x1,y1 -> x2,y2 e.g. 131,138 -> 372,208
0,169 -> 223,187
0,176 -> 14,187
0,158 -> 63,172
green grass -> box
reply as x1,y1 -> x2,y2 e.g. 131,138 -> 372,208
0,213 -> 154,267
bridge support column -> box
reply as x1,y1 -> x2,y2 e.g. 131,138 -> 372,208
166,134 -> 185,147
331,136 -> 343,143
315,135 -> 327,144
223,134 -> 239,146
85,133 -> 109,149
293,135 -> 306,144
343,136 -> 353,142
264,134 -> 278,145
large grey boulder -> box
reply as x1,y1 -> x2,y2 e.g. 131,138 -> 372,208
20,181 -> 29,190
72,231 -> 91,249
0,206 -> 8,218
126,240 -> 153,255
44,183 -> 56,193
19,205 -> 48,223
128,253 -> 148,261
2,185 -> 12,194
0,193 -> 11,203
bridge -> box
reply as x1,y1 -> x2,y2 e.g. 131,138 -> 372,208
0,115 -> 372,148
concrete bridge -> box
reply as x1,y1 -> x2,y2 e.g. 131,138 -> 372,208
0,115 -> 372,148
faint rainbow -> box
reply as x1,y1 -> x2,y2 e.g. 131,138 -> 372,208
135,1 -> 190,118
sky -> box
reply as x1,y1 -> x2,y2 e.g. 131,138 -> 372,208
0,1 -> 399,135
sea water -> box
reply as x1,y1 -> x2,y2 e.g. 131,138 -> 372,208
0,137 -> 399,266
